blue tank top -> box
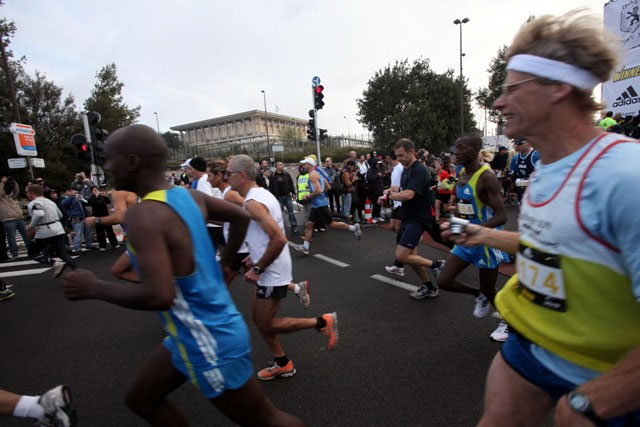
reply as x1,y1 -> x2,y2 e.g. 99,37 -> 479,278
455,164 -> 503,229
310,172 -> 329,208
127,187 -> 250,371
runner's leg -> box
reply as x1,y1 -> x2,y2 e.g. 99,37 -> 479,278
124,344 -> 188,427
436,253 -> 478,295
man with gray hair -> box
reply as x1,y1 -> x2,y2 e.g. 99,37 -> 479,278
227,154 -> 338,381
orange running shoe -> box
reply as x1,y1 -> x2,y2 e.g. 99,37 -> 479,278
321,312 -> 338,350
257,360 -> 296,381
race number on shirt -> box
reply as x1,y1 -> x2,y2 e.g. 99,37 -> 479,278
516,244 -> 567,312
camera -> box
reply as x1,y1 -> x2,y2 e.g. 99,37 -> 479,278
449,217 -> 470,235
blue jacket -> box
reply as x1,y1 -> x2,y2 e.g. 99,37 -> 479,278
61,196 -> 88,219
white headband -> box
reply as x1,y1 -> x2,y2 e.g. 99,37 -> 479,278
506,54 -> 601,91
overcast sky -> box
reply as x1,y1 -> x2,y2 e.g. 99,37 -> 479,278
4,0 -> 606,139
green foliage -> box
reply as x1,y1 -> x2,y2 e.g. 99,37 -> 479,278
161,131 -> 182,149
83,63 -> 140,132
356,58 -> 476,155
476,45 -> 508,126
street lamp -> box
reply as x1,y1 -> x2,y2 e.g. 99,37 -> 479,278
343,115 -> 350,140
153,112 -> 160,133
453,17 -> 469,136
260,90 -> 272,165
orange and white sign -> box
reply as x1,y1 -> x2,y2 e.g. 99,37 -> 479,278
9,123 -> 37,156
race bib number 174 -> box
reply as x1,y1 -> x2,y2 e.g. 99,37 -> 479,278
516,244 -> 567,312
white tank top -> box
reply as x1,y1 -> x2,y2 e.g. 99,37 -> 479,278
222,186 -> 248,253
243,187 -> 292,287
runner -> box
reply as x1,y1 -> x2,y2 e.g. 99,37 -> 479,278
432,134 -> 509,338
443,11 -> 640,425
227,154 -> 336,380
61,125 -> 303,426
379,139 -> 444,299
292,157 -> 361,255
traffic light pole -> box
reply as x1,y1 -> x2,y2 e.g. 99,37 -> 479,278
311,86 -> 321,162
82,113 -> 103,186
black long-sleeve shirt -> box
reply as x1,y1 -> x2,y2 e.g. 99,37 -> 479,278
268,171 -> 295,197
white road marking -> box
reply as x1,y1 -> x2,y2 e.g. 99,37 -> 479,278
370,274 -> 419,292
0,260 -> 40,268
0,268 -> 52,278
313,254 -> 350,268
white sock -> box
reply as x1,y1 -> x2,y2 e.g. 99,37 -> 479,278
303,241 -> 310,250
348,225 -> 356,232
292,282 -> 301,294
13,395 -> 44,420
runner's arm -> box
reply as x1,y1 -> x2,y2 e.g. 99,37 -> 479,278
478,173 -> 508,229
62,206 -> 176,310
440,222 -> 520,255
244,200 -> 287,271
85,191 -> 130,227
308,173 -> 323,198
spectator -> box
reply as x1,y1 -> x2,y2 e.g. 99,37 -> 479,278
87,187 -> 119,251
0,177 -> 33,258
269,162 -> 298,233
323,157 -> 340,213
597,111 -> 617,129
61,188 -> 93,254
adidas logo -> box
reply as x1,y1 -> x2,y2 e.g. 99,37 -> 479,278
523,247 -> 533,258
463,188 -> 471,195
613,85 -> 640,107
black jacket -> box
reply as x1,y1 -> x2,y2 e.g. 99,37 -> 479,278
268,171 -> 295,197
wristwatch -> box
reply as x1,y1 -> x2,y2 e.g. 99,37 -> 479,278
386,193 -> 391,201
252,265 -> 264,275
95,217 -> 101,224
567,391 -> 602,424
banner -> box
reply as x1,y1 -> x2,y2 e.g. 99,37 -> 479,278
602,47 -> 640,115
605,0 -> 640,51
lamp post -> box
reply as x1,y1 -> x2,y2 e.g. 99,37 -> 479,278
260,90 -> 272,165
153,112 -> 160,133
343,115 -> 350,141
453,17 -> 469,136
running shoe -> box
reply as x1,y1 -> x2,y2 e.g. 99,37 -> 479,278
37,385 -> 77,427
319,227 -> 326,232
99,248 -> 106,252
410,285 -> 439,299
491,311 -> 503,320
490,321 -> 509,342
292,244 -> 309,256
321,312 -> 338,350
52,261 -> 68,279
473,293 -> 490,318
352,223 -> 362,241
429,260 -> 445,278
257,360 -> 296,381
384,265 -> 405,277
296,280 -> 311,309
0,287 -> 15,302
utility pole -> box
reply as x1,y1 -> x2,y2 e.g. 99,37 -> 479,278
454,18 -> 469,136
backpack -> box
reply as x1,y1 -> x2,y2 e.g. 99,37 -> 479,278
332,169 -> 346,194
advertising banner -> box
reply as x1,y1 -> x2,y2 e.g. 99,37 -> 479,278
602,47 -> 640,115
604,0 -> 640,51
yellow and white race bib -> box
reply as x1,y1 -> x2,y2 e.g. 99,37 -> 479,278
516,244 -> 566,312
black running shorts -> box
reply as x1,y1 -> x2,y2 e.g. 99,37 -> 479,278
309,206 -> 333,228
256,285 -> 288,300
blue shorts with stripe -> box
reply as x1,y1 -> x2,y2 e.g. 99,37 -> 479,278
164,336 -> 253,399
451,244 -> 509,269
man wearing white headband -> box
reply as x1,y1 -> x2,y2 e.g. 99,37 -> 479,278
441,11 -> 640,426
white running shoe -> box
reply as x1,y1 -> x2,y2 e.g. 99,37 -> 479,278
52,261 -> 68,279
37,385 -> 77,427
296,280 -> 311,309
385,265 -> 405,277
292,244 -> 309,256
352,223 -> 362,241
473,293 -> 490,318
490,321 -> 509,342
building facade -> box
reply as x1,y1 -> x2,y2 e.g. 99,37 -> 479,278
170,110 -> 307,148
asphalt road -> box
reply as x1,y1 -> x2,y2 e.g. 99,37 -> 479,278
0,205 -> 521,426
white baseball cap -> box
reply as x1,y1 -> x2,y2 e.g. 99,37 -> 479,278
300,157 -> 317,167
180,158 -> 192,169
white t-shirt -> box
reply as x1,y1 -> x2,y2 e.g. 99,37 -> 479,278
358,161 -> 369,175
391,162 -> 403,208
222,186 -> 248,253
197,174 -> 223,228
243,187 -> 292,287
28,197 -> 65,239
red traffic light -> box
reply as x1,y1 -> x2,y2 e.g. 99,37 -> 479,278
81,144 -> 88,152
315,85 -> 324,94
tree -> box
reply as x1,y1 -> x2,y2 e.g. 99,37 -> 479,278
161,131 -> 182,149
476,45 -> 508,128
83,63 -> 140,132
357,58 -> 476,154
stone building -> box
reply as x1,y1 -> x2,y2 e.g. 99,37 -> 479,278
170,110 -> 307,149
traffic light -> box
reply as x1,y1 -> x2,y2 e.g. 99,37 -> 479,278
314,85 -> 325,110
307,109 -> 316,141
71,134 -> 91,162
93,127 -> 109,163
319,129 -> 328,140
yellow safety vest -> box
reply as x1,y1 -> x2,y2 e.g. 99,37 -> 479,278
297,174 -> 310,201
